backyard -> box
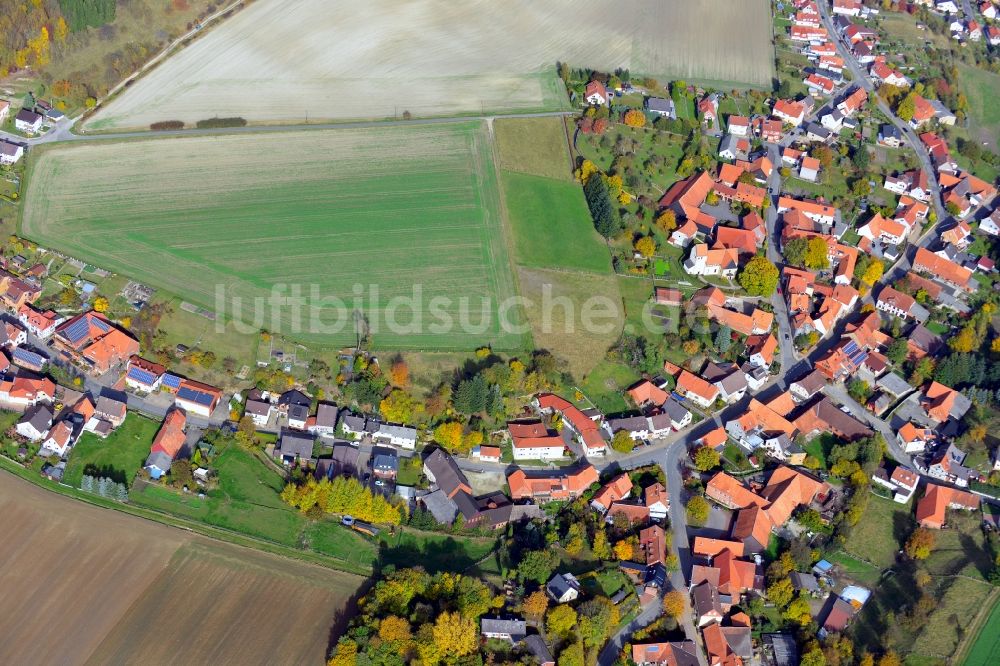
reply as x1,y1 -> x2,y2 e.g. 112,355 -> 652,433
63,414 -> 160,488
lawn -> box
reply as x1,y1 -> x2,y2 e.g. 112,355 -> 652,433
577,358 -> 640,415
804,432 -> 837,470
494,117 -> 574,181
378,529 -> 497,573
842,493 -> 911,569
21,122 -> 527,351
962,595 -> 1000,666
130,442 -> 308,547
63,414 -> 160,488
502,171 -> 612,273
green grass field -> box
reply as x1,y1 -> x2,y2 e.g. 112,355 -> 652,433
494,117 -> 574,181
842,493 -> 911,569
63,414 -> 160,488
502,172 -> 612,273
963,596 -> 1000,666
21,122 -> 526,351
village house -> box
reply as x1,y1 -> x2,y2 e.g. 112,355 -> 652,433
916,483 -> 979,529
509,420 -> 565,461
675,370 -> 720,409
631,641 -> 700,666
584,80 -> 607,106
38,420 -> 75,459
546,572 -> 581,603
125,356 -> 166,393
0,139 -> 24,165
244,398 -> 274,427
373,422 -> 417,450
480,618 -> 526,643
144,409 -> 187,479
17,303 -> 61,339
506,463 -> 599,501
14,108 -> 43,134
16,404 -> 52,441
591,473 -> 633,513
307,402 -> 339,436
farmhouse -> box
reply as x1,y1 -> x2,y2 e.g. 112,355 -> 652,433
509,420 -> 564,460
54,311 -> 140,375
916,483 -> 979,529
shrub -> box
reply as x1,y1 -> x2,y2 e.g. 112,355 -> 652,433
195,117 -> 247,129
150,120 -> 185,130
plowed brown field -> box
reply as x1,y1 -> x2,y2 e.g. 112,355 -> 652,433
0,472 -> 364,665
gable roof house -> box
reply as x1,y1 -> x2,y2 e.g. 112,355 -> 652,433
144,409 -> 187,479
675,370 -> 721,409
632,641 -> 700,666
423,448 -> 473,499
125,356 -> 166,393
509,420 -> 565,461
275,431 -> 315,467
16,403 -> 52,441
0,372 -> 55,407
38,419 -> 75,459
584,80 -> 608,106
916,483 -> 979,529
591,473 -> 634,513
17,303 -> 62,339
507,464 -> 599,501
645,482 -> 669,520
921,381 -> 971,424
547,572 -> 581,603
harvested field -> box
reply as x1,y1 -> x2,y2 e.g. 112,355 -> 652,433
22,122 -> 527,351
0,471 -> 364,665
88,0 -> 775,131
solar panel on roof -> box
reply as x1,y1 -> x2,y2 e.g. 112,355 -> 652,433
162,374 -> 182,388
843,340 -> 859,355
178,387 -> 214,406
127,367 -> 157,385
62,317 -> 91,343
91,317 -> 111,333
13,348 -> 43,364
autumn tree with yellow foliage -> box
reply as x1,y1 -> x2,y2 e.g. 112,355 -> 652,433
433,612 -> 477,657
623,109 -> 646,127
634,235 -> 657,258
